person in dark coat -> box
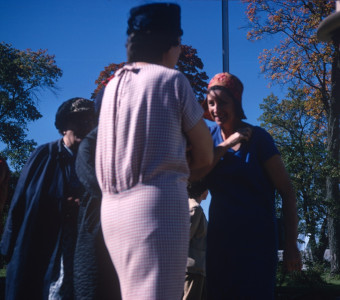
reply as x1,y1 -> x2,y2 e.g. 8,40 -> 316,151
0,97 -> 95,300
0,156 -> 10,234
74,89 -> 121,300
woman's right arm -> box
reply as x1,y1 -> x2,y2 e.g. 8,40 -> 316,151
185,119 -> 214,175
189,127 -> 251,181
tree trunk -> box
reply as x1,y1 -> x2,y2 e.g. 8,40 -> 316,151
309,233 -> 318,263
314,218 -> 328,263
327,38 -> 340,275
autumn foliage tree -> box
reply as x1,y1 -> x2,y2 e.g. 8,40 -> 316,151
92,62 -> 126,99
0,42 -> 62,171
243,0 -> 340,273
176,45 -> 209,103
92,45 -> 208,102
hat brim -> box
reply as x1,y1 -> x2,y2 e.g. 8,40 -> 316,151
317,11 -> 340,42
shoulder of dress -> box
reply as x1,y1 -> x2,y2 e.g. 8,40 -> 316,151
251,126 -> 273,140
208,123 -> 220,135
155,66 -> 185,78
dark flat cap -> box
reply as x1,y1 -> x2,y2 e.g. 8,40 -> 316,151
55,97 -> 94,132
127,3 -> 183,36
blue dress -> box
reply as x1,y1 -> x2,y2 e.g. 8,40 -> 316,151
206,124 -> 279,299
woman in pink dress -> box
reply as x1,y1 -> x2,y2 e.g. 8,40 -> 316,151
95,3 -> 213,300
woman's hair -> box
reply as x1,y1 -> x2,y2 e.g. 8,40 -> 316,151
126,32 -> 180,63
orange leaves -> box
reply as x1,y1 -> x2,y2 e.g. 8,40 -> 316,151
272,14 -> 282,23
244,0 -> 334,99
92,62 -> 126,99
305,90 -> 326,122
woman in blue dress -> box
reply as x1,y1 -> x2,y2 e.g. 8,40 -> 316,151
197,72 -> 302,299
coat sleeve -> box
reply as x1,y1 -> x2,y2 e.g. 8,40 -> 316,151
0,157 -> 10,215
0,144 -> 52,259
75,127 -> 101,199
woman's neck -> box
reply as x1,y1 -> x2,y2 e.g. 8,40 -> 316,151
220,120 -> 243,140
133,61 -> 152,66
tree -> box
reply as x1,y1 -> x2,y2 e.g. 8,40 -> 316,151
259,87 -> 328,262
176,45 -> 209,103
92,62 -> 126,99
92,45 -> 208,102
243,0 -> 340,274
0,42 -> 62,171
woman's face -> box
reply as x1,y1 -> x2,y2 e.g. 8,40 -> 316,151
63,129 -> 82,150
62,116 -> 95,150
207,89 -> 238,127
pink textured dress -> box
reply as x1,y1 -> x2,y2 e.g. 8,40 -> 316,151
95,63 -> 203,300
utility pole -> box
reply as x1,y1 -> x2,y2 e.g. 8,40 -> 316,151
222,0 -> 229,72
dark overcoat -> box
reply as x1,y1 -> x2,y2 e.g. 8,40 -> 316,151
0,139 -> 79,300
74,128 -> 121,300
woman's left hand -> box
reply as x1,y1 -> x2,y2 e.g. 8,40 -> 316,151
221,127 -> 252,149
263,154 -> 302,272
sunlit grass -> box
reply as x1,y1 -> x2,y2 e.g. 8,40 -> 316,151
0,268 -> 6,278
322,274 -> 340,286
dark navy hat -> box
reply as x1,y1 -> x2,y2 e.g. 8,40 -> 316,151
55,97 -> 94,132
127,3 -> 183,36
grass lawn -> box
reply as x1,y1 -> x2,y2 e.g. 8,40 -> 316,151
276,268 -> 340,299
323,275 -> 340,286
0,265 -> 340,299
0,268 -> 5,278
0,268 -> 5,300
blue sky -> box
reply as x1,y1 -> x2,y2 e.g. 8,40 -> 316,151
1,0 -> 286,216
